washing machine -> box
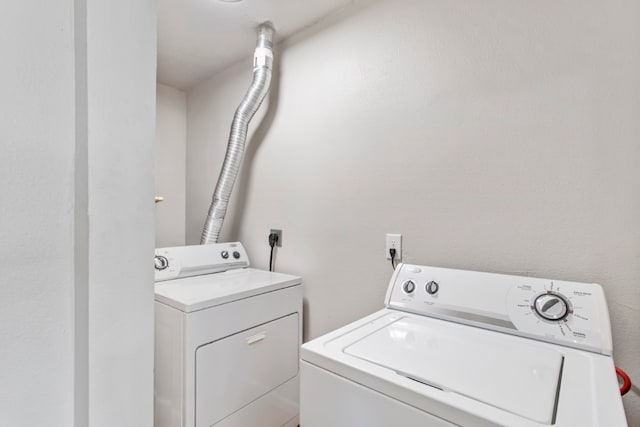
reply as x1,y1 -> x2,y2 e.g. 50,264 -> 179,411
301,264 -> 627,426
154,242 -> 302,427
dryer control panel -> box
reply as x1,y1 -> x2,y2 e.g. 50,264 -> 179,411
154,242 -> 249,282
385,264 -> 613,355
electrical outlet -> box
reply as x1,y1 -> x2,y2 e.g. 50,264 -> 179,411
270,229 -> 282,247
386,233 -> 402,260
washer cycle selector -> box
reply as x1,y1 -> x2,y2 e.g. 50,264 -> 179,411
154,255 -> 169,271
233,251 -> 241,259
534,292 -> 570,321
402,280 -> 416,294
220,250 -> 229,259
425,280 -> 439,295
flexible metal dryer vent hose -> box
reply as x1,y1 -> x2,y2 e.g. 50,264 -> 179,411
201,23 -> 275,244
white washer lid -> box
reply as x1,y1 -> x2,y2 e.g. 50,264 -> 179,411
154,268 -> 301,313
344,317 -> 563,424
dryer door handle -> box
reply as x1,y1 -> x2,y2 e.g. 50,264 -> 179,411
246,332 -> 267,345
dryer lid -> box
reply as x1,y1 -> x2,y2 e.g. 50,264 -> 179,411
343,317 -> 563,424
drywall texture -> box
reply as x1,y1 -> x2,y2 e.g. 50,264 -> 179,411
155,84 -> 187,247
0,1 -> 156,426
186,0 -> 640,422
0,2 -> 76,425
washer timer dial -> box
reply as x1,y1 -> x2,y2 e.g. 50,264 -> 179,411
533,292 -> 571,322
534,293 -> 567,321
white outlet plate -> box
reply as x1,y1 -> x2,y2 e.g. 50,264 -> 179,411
386,233 -> 402,260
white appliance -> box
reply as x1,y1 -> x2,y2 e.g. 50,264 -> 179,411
301,264 -> 627,427
154,242 -> 302,427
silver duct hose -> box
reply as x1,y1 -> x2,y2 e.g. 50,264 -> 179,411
201,23 -> 275,244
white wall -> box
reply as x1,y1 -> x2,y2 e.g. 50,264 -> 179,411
186,0 -> 640,422
0,1 -> 156,426
156,84 -> 187,248
0,2 -> 77,425
86,0 -> 156,425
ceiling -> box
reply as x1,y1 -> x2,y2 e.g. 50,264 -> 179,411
157,0 -> 355,90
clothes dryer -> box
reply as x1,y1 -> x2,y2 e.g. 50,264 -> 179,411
154,242 -> 302,427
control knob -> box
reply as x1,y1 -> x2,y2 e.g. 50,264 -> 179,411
534,293 -> 569,321
154,255 -> 169,271
425,280 -> 439,295
402,280 -> 416,294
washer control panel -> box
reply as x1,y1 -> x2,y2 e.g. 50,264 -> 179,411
385,264 -> 612,355
154,242 -> 249,282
